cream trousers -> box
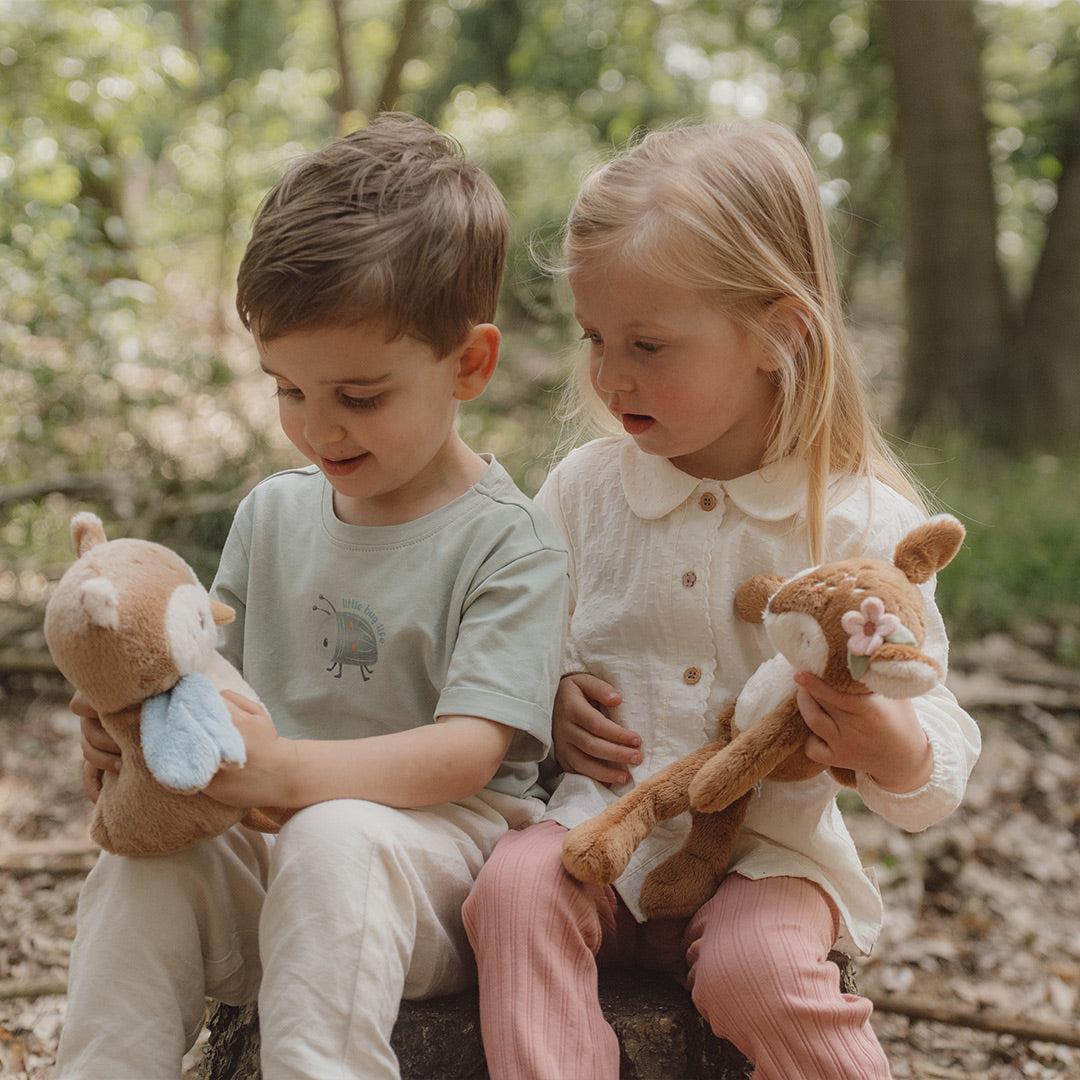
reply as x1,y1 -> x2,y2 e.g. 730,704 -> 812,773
57,795 -> 522,1080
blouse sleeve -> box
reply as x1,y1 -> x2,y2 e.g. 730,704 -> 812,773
831,487 -> 982,832
534,467 -> 586,677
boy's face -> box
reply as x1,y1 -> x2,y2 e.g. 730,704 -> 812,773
257,321 -> 490,524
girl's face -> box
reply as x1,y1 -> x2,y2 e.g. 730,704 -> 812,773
570,260 -> 781,481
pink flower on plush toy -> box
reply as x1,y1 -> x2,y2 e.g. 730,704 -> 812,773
841,596 -> 899,657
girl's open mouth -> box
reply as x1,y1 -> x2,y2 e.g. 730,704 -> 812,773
320,453 -> 368,476
621,414 -> 656,436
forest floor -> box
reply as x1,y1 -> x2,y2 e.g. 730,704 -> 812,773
1,632 -> 1078,1079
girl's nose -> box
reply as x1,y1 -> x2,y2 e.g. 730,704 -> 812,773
592,352 -> 634,393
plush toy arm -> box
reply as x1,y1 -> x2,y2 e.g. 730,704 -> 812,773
562,735 -> 728,886
141,673 -> 246,794
688,695 -> 807,813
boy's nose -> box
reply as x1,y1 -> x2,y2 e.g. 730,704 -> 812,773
304,410 -> 346,447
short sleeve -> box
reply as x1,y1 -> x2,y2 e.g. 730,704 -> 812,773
435,545 -> 569,762
209,498 -> 252,677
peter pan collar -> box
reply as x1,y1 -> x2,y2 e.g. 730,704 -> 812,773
617,438 -> 813,521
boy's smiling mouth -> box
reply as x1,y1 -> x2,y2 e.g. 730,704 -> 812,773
320,453 -> 369,476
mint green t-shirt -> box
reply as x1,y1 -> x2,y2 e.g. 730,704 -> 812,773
211,457 -> 569,800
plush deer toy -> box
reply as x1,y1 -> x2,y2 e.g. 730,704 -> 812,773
44,513 -> 283,856
562,515 -> 965,920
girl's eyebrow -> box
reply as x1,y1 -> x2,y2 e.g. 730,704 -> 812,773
258,362 -> 391,386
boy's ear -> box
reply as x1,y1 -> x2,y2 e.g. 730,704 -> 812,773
453,324 -> 501,402
758,297 -> 811,372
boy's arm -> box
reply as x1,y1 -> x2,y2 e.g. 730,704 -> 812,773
206,696 -> 514,808
206,540 -> 570,811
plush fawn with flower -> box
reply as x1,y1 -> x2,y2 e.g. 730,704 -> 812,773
561,515 -> 966,920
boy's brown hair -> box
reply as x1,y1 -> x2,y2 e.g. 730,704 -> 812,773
236,113 -> 509,356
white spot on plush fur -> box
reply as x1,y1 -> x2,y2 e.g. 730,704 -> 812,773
80,577 -> 120,630
165,584 -> 219,675
733,653 -> 797,733
764,610 -> 828,676
862,658 -> 939,699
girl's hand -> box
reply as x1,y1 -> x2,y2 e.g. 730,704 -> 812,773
72,692 -> 120,805
554,673 -> 641,786
202,691 -> 298,808
794,671 -> 933,793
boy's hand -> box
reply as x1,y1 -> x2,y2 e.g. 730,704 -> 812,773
73,692 -> 120,805
794,671 -> 933,794
202,691 -> 298,807
554,673 -> 641,786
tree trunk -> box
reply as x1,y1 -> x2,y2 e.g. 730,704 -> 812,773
375,0 -> 427,114
882,0 -> 1015,443
327,0 -> 356,122
1021,111 -> 1080,448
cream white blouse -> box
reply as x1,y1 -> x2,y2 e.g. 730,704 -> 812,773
536,437 -> 981,956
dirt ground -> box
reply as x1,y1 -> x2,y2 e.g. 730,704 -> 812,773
2,633 -> 1078,1078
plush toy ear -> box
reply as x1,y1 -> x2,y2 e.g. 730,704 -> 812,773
893,515 -> 966,584
71,512 -> 107,558
211,600 -> 235,626
79,576 -> 121,630
734,574 -> 786,623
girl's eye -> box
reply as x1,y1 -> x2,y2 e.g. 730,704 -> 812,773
633,340 -> 662,354
274,385 -> 302,400
580,330 -> 602,347
341,393 -> 382,411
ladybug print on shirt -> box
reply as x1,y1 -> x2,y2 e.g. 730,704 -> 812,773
312,594 -> 386,680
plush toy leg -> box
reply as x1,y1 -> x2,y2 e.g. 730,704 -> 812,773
689,697 -> 806,814
639,793 -> 752,920
562,738 -> 728,886
240,806 -> 293,833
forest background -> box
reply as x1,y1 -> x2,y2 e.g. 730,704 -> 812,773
1,0 -> 1079,653
1,1 -> 1080,1077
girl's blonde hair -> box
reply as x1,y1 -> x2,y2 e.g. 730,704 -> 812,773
557,120 -> 923,562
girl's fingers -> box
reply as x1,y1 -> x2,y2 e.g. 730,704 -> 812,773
576,708 -> 641,748
558,745 -> 631,786
569,725 -> 642,767
567,673 -> 622,708
82,739 -> 121,772
796,687 -> 841,743
804,734 -> 834,765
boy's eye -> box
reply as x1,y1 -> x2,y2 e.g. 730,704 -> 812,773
633,339 -> 662,354
580,330 -> 602,347
341,393 -> 382,411
274,385 -> 302,400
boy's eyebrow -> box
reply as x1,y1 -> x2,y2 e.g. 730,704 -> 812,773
258,362 -> 392,386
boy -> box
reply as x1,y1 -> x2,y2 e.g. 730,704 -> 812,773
60,115 -> 569,1079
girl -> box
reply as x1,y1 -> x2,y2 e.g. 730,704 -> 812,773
462,121 -> 981,1079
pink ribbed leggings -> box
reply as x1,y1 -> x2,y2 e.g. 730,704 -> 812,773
463,821 -> 890,1080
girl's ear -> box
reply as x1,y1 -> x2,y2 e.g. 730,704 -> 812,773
453,324 -> 501,402
758,297 -> 812,372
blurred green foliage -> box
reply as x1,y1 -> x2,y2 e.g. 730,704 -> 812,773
1,0 -> 1078,653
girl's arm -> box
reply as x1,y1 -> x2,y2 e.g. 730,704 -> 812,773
796,580 -> 980,832
204,692 -> 515,809
534,467 -> 642,785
